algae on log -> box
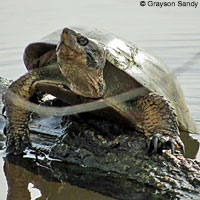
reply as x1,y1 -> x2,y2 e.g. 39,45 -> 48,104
1,77 -> 200,200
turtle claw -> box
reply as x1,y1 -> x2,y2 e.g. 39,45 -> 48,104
169,141 -> 175,154
147,135 -> 185,156
176,138 -> 185,155
6,126 -> 31,155
148,136 -> 162,155
6,138 -> 31,155
6,139 -> 31,155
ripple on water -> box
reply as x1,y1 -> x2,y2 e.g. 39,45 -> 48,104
0,45 -> 25,79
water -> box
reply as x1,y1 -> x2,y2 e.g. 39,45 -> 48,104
0,0 -> 200,199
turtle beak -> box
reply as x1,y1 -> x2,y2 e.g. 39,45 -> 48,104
56,28 -> 84,55
61,28 -> 72,47
56,29 -> 69,52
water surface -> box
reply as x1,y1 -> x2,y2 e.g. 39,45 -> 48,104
0,0 -> 200,199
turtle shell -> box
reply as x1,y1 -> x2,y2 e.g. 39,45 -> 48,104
24,26 -> 199,134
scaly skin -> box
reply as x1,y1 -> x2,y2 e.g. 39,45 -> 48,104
136,92 -> 184,154
4,64 -> 66,154
5,75 -> 35,154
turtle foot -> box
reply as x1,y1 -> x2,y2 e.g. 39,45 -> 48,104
6,126 -> 31,155
147,134 -> 185,156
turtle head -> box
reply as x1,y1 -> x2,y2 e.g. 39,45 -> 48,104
57,27 -> 106,98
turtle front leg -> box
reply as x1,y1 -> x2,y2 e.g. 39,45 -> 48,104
4,64 -> 75,154
136,92 -> 185,155
4,74 -> 36,154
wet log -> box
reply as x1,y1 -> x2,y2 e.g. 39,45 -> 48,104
1,77 -> 200,200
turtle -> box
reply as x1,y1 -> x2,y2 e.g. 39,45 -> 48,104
4,26 -> 199,155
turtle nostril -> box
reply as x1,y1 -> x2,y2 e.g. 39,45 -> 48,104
62,28 -> 69,34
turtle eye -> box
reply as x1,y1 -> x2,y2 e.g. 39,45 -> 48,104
77,36 -> 89,46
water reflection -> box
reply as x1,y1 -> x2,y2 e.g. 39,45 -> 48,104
0,157 -> 8,200
4,155 -> 116,200
180,131 -> 199,159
